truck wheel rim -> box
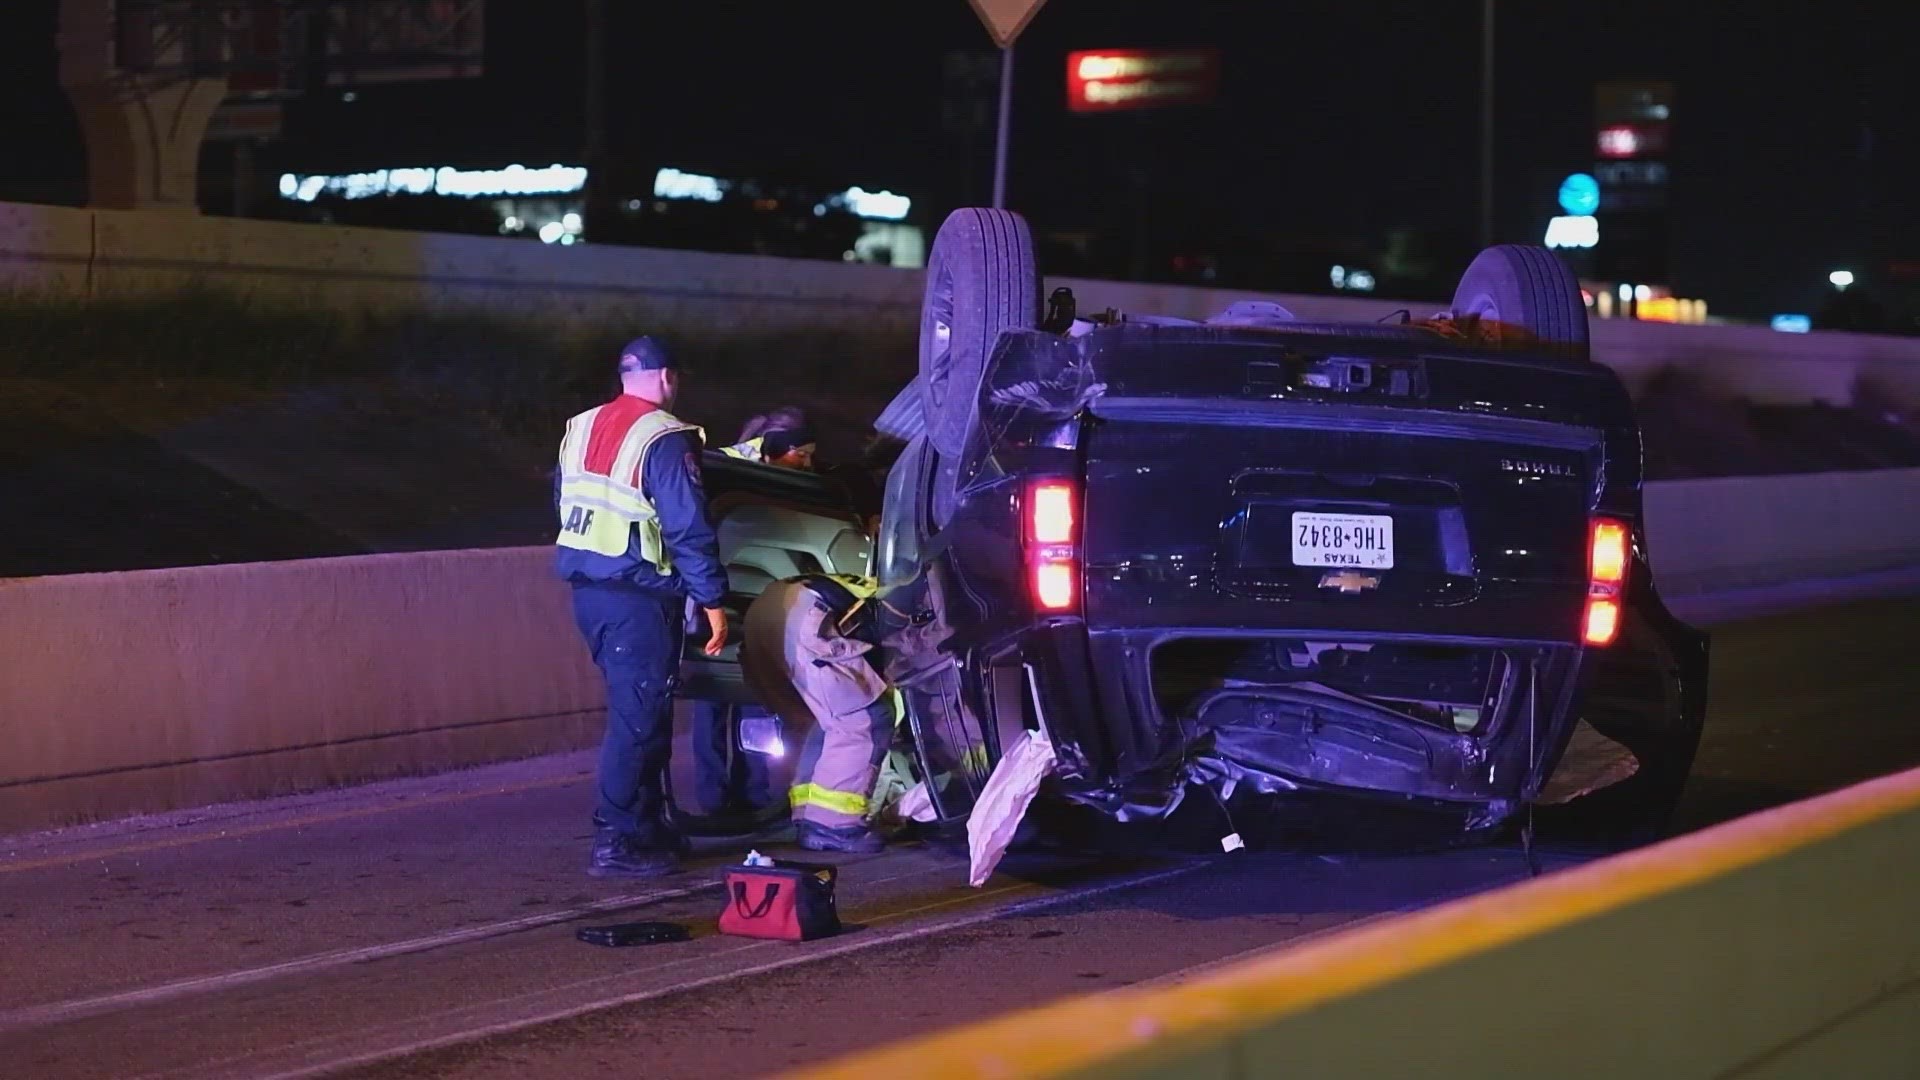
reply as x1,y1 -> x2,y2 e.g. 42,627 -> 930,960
925,260 -> 956,409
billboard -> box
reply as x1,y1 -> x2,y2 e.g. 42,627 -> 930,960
1593,81 -> 1672,214
1593,81 -> 1673,161
1066,49 -> 1221,113
106,2 -> 484,90
322,0 -> 485,87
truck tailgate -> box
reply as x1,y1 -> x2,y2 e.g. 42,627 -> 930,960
1081,397 -> 1604,644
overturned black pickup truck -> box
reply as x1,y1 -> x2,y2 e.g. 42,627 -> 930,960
680,207 -> 1710,843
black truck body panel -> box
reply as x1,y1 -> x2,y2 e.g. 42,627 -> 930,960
887,323 -> 1708,829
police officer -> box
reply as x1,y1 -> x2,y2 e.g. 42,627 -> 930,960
555,336 -> 730,878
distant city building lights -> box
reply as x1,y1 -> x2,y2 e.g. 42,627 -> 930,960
653,168 -> 726,202
1557,173 -> 1601,216
1596,125 -> 1640,158
654,168 -> 911,221
277,164 -> 588,203
815,186 -> 913,221
1329,264 -> 1375,292
839,186 -> 912,221
1544,215 -> 1599,249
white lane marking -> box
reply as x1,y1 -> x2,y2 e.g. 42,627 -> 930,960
0,854 -> 956,1038
203,862 -> 1209,1080
0,882 -> 717,1035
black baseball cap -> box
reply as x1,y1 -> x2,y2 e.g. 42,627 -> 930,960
617,336 -> 678,373
760,425 -> 816,459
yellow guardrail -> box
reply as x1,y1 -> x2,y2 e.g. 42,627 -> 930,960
789,764 -> 1920,1079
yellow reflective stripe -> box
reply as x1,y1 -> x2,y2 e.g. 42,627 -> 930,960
789,784 -> 870,816
721,437 -> 763,461
556,476 -> 649,516
556,405 -> 700,488
626,413 -> 696,573
557,409 -> 590,473
556,502 -> 638,557
626,413 -> 699,479
960,742 -> 990,775
610,417 -> 654,485
553,407 -> 700,569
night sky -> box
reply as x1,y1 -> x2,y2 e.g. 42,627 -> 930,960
6,0 -> 1916,319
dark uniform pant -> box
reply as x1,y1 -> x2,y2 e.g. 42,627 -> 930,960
570,584 -> 684,844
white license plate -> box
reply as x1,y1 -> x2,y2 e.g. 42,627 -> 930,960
1291,511 -> 1394,569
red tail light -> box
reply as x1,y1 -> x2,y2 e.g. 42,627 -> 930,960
1025,478 -> 1082,613
1584,517 -> 1630,646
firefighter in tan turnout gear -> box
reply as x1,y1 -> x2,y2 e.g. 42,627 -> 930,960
741,573 -> 897,853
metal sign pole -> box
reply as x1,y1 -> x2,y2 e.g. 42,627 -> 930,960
991,44 -> 1014,208
584,0 -> 607,237
1479,0 -> 1495,249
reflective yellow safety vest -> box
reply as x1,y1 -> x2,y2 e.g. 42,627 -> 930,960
554,405 -> 701,569
719,436 -> 765,462
821,572 -> 879,600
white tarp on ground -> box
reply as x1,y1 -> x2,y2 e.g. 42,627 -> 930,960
967,730 -> 1057,887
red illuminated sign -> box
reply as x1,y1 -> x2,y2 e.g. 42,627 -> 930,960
1596,122 -> 1669,159
1066,49 -> 1222,113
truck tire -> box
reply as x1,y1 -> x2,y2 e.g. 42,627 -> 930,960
919,208 -> 1040,459
1450,244 -> 1590,361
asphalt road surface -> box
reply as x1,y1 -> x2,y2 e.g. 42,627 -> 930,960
4,588 -> 1919,1079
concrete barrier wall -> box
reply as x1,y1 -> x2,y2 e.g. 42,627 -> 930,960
2,467 -> 1918,833
1646,468 -> 1920,596
5,200 -> 1919,406
0,548 -> 602,832
791,762 -> 1920,1080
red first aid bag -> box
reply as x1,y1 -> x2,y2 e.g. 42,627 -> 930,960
718,861 -> 841,941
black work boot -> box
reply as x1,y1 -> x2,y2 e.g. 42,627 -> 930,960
795,820 -> 886,855
588,829 -> 680,878
593,813 -> 691,859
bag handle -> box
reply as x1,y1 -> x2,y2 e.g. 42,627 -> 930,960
732,880 -> 781,919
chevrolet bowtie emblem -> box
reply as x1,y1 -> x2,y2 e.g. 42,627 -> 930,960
1319,570 -> 1382,594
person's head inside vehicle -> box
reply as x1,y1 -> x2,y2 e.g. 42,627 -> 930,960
739,405 -> 808,444
759,425 -> 817,471
617,336 -> 680,409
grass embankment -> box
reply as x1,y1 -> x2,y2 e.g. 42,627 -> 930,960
0,288 -> 915,576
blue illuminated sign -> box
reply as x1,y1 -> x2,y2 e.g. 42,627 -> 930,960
1770,314 -> 1812,334
1558,173 -> 1601,216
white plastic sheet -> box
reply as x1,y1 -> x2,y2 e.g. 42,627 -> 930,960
967,730 -> 1057,887
867,751 -> 938,836
897,781 -> 938,824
